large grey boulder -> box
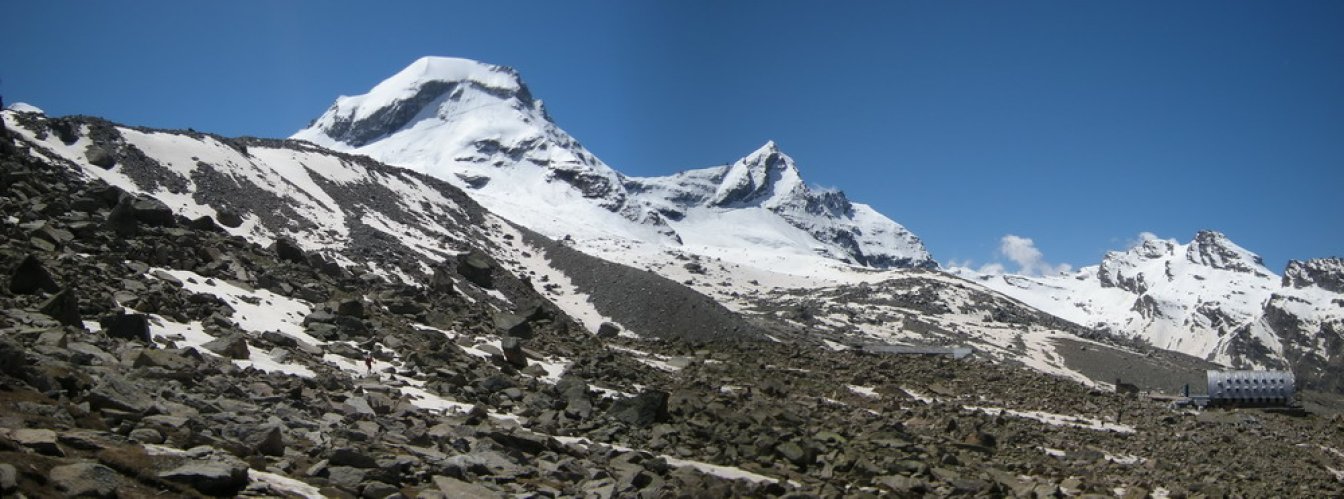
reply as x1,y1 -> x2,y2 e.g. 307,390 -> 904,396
215,210 -> 243,228
49,462 -> 120,498
158,459 -> 250,496
0,463 -> 16,494
608,390 -> 669,427
456,250 -> 495,289
329,447 -> 379,468
272,237 -> 309,266
84,144 -> 116,168
100,313 -> 151,343
432,475 -> 502,498
203,334 -> 250,359
493,312 -> 532,339
86,374 -> 153,413
127,196 -> 176,227
8,428 -> 63,456
249,425 -> 286,457
39,287 -> 82,326
9,254 -> 59,294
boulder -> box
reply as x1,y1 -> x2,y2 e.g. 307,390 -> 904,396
555,376 -> 593,420
360,481 -> 399,499
100,313 -> 151,342
133,349 -> 193,371
215,210 -> 243,228
0,463 -> 16,494
329,447 -> 378,469
84,144 -> 116,168
876,474 -> 927,494
106,197 -> 139,237
250,426 -> 286,457
431,475 -> 500,498
158,459 -> 250,496
0,339 -> 34,382
203,334 -> 251,359
596,322 -> 621,338
608,390 -> 669,427
9,254 -> 59,294
456,250 -> 495,289
442,450 -> 522,478
128,196 -> 176,227
187,215 -> 223,232
9,428 -> 63,456
128,427 -> 165,444
273,237 -> 309,266
493,312 -> 532,339
429,262 -> 458,294
39,287 -> 82,326
49,462 -> 120,498
336,299 -> 366,318
325,466 -> 367,488
774,441 -> 811,467
477,374 -> 515,393
499,336 -> 528,368
87,374 -> 153,413
50,119 -> 81,144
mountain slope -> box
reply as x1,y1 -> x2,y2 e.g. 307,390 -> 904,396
2,109 -> 762,343
293,56 -> 934,271
953,232 -> 1344,391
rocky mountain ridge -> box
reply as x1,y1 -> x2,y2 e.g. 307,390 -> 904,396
293,56 -> 935,271
956,231 -> 1344,394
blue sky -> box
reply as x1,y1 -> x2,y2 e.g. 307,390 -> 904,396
4,1 -> 1341,272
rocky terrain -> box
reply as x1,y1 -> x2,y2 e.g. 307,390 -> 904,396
5,104 -> 1344,498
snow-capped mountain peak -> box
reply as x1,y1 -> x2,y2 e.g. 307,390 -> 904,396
955,230 -> 1344,390
293,57 -> 936,271
300,57 -> 535,149
294,56 -> 649,236
1185,230 -> 1271,276
709,141 -> 806,208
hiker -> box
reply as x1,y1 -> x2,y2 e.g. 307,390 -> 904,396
364,353 -> 374,374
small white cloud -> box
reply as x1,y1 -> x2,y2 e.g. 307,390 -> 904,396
996,234 -> 1071,276
978,262 -> 1006,275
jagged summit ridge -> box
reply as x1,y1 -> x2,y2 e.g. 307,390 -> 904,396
1283,257 -> 1344,293
294,57 -> 935,270
1185,230 -> 1270,276
709,141 -> 806,208
302,57 -> 534,149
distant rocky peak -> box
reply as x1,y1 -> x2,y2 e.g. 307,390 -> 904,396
709,141 -> 806,208
1097,237 -> 1173,291
1134,237 -> 1178,259
1283,257 -> 1344,293
1185,230 -> 1269,275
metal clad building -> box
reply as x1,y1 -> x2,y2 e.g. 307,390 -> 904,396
1206,370 -> 1295,406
